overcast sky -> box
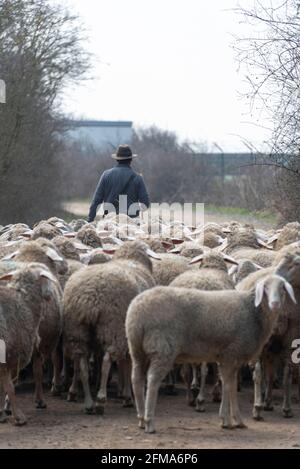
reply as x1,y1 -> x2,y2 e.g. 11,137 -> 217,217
63,0 -> 271,152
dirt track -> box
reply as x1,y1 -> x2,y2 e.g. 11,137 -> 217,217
1,384 -> 300,449
63,202 -> 275,230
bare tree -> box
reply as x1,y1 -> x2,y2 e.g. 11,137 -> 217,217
234,0 -> 300,221
0,0 -> 90,225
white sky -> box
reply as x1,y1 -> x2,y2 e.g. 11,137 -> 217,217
63,0 -> 271,152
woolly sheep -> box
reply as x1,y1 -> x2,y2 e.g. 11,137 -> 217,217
152,253 -> 192,285
170,251 -> 236,410
69,219 -> 88,232
0,264 -> 57,425
273,222 -> 300,251
222,227 -> 276,267
2,241 -> 65,404
76,225 -> 103,248
3,240 -> 68,276
170,241 -> 204,259
31,222 -> 62,240
228,259 -> 262,285
237,251 -> 300,420
126,275 -> 296,433
63,240 -> 157,414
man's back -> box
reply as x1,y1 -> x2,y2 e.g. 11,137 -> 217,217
88,155 -> 150,222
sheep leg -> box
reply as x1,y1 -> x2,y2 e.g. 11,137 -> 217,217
67,357 -> 80,402
253,360 -> 264,420
144,361 -> 172,434
164,370 -> 177,395
120,358 -> 133,407
79,356 -> 95,414
181,364 -> 195,406
4,395 -> 11,415
282,361 -> 293,418
191,364 -> 199,389
33,352 -> 47,409
117,361 -> 125,398
131,360 -> 146,429
211,363 -> 222,403
219,365 -> 233,429
230,369 -> 246,428
195,363 -> 207,412
2,370 -> 26,426
51,347 -> 62,396
0,383 -> 7,424
263,358 -> 274,411
96,352 -> 112,414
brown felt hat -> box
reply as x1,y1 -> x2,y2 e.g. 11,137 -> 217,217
112,144 -> 138,160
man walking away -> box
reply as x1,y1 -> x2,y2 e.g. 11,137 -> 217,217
88,144 -> 150,222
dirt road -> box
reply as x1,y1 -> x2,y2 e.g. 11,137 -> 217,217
1,384 -> 300,449
63,201 -> 275,230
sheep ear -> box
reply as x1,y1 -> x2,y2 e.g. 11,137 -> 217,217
63,232 -> 76,238
171,238 -> 185,245
2,251 -> 19,261
21,230 -> 33,238
45,248 -> 64,262
103,248 -> 117,255
284,281 -> 297,304
267,233 -> 279,245
228,265 -> 238,276
170,246 -> 182,254
221,254 -> 239,265
255,280 -> 265,307
73,242 -> 90,251
161,240 -> 173,250
189,254 -> 204,265
257,239 -> 273,250
39,270 -> 56,283
146,249 -> 162,260
0,271 -> 18,282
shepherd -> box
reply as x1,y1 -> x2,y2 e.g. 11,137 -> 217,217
88,144 -> 150,222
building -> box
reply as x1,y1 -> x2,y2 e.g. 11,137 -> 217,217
65,120 -> 133,151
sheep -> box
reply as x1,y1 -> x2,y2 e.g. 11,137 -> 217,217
80,249 -> 112,266
170,242 -> 204,259
152,253 -> 192,285
222,227 -> 276,267
2,241 -> 65,404
31,222 -> 62,240
0,263 -> 57,425
0,224 -> 32,242
228,259 -> 262,285
69,219 -> 88,232
52,236 -> 81,261
75,225 -> 103,249
237,251 -> 300,420
140,237 -> 169,253
203,231 -> 224,249
126,274 -> 296,433
3,240 -> 68,276
170,251 -> 237,410
273,222 -> 300,251
63,240 -> 158,414
273,241 -> 300,264
181,251 -> 236,290
0,240 -> 24,260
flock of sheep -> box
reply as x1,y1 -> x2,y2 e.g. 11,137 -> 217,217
0,214 -> 300,434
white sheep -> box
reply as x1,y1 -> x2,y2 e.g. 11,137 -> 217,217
126,274 -> 296,433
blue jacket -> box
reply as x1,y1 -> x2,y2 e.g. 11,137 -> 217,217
88,163 -> 150,222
